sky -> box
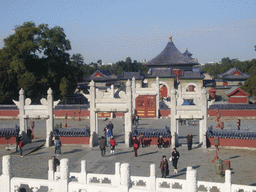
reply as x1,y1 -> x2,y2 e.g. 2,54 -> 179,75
0,0 -> 256,64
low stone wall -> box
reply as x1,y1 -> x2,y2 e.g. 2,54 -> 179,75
0,137 -> 16,144
207,137 -> 256,148
143,137 -> 171,146
59,136 -> 90,144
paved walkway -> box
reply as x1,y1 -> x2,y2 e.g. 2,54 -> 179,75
0,118 -> 255,186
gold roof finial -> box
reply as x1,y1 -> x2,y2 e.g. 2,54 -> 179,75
186,47 -> 188,50
169,36 -> 172,42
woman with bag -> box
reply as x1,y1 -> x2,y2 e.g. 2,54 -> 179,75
159,155 -> 169,178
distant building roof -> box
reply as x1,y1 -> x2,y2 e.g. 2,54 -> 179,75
179,71 -> 205,79
85,70 -> 118,82
225,86 -> 249,97
145,68 -> 176,78
119,71 -> 144,80
218,67 -> 250,80
183,48 -> 193,58
144,36 -> 198,67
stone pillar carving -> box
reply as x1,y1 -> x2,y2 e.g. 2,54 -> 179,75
114,162 -> 121,186
170,88 -> 178,147
48,159 -> 54,180
132,77 -> 136,114
59,158 -> 70,192
125,80 -> 132,147
79,160 -> 87,184
46,88 -> 54,147
225,169 -> 232,192
150,164 -> 156,190
19,88 -> 25,134
32,187 -> 39,192
120,163 -> 131,192
1,155 -> 12,192
89,81 -> 98,147
156,77 -> 160,119
200,87 -> 208,147
186,167 -> 198,192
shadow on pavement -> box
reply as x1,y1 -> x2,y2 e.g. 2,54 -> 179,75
62,149 -> 83,155
138,151 -> 158,157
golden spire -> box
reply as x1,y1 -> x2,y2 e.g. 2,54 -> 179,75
169,36 -> 172,42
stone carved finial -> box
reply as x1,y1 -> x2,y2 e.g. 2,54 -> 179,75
47,88 -> 53,95
60,158 -> 70,180
121,163 -> 131,187
25,98 -> 31,105
19,88 -> 24,95
89,80 -> 95,87
126,79 -> 131,87
169,36 -> 172,42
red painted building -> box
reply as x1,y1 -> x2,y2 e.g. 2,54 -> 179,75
225,87 -> 249,104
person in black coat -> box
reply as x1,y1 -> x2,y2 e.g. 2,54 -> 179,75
16,134 -> 21,152
27,127 -> 32,143
187,134 -> 193,150
171,148 -> 180,174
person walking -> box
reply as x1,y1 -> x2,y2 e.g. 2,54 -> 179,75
157,135 -> 164,148
135,114 -> 139,126
110,136 -> 116,154
19,139 -> 24,157
106,127 -> 111,147
54,136 -> 62,155
187,134 -> 193,150
171,148 -> 180,174
99,136 -> 106,157
133,136 -> 140,157
159,155 -> 169,178
237,119 -> 241,130
16,134 -> 21,152
27,127 -> 32,143
51,156 -> 60,172
103,125 -> 108,138
108,121 -> 114,136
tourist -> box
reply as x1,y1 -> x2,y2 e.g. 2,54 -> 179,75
110,136 -> 116,154
54,136 -> 62,155
157,135 -> 164,148
99,136 -> 106,157
187,134 -> 193,150
132,113 -> 136,125
16,134 -> 22,152
106,127 -> 112,147
103,125 -> 108,138
171,148 -> 180,174
19,138 -> 24,157
52,156 -> 60,172
135,114 -> 139,126
27,127 -> 32,143
133,136 -> 140,157
237,119 -> 241,130
138,134 -> 144,148
159,155 -> 169,178
108,121 -> 114,136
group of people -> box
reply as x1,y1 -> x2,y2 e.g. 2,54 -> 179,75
159,148 -> 180,178
99,121 -> 116,157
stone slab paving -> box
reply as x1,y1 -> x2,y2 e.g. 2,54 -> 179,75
0,118 -> 255,187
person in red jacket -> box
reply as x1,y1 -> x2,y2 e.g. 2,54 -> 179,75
110,136 -> 116,154
19,139 -> 24,157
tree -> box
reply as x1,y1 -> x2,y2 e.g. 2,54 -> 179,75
0,21 -> 76,103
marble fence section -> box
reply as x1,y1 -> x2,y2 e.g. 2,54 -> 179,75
0,155 -> 255,192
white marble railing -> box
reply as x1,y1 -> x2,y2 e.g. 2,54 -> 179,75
1,155 -> 256,192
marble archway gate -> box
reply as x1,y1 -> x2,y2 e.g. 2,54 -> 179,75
13,88 -> 60,147
84,80 -> 132,147
170,84 -> 208,147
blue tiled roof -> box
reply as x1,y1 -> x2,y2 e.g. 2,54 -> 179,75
119,71 -> 144,80
218,67 -> 250,80
179,71 -> 205,79
144,38 -> 198,66
145,68 -> 176,78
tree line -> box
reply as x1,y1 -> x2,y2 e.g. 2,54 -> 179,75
0,22 -> 148,104
201,57 -> 256,96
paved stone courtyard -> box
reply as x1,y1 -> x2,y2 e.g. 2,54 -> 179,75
0,118 -> 255,186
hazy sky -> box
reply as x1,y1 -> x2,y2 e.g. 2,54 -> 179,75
1,0 -> 255,64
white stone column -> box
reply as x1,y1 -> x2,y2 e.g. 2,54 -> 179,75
31,187 -> 39,192
78,160 -> 87,184
46,88 -> 54,147
120,163 -> 131,192
19,88 -> 25,134
186,167 -> 198,192
156,77 -> 160,119
200,88 -> 208,147
149,164 -> 156,190
125,80 -> 132,147
170,89 -> 178,147
2,155 -> 13,192
114,162 -> 121,186
89,81 -> 98,147
48,159 -> 54,180
225,169 -> 232,192
59,158 -> 69,192
132,77 -> 136,114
